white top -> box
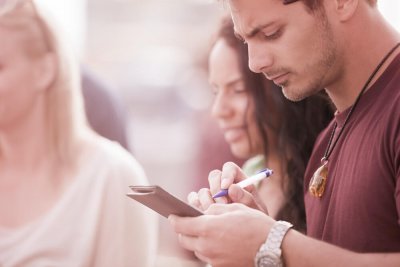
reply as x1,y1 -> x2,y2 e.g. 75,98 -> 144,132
0,138 -> 158,267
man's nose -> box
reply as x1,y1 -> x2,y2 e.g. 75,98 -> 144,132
247,42 -> 274,74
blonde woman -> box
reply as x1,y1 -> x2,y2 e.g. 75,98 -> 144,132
0,1 -> 157,266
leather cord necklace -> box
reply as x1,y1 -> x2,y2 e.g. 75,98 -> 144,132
309,42 -> 400,198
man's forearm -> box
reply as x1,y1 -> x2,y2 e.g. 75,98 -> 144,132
282,230 -> 400,267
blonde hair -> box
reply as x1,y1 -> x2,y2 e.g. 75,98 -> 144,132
0,0 -> 89,166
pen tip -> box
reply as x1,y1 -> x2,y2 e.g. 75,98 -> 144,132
212,189 -> 228,198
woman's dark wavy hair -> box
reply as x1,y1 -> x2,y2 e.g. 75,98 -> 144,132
214,17 -> 333,231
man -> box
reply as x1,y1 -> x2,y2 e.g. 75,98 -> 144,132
169,0 -> 400,266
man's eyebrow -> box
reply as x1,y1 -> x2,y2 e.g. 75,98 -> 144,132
233,29 -> 245,41
234,22 -> 275,40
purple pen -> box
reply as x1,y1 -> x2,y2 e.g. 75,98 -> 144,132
212,168 -> 273,199
212,189 -> 229,199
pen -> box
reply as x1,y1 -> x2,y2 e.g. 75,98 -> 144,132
212,168 -> 273,198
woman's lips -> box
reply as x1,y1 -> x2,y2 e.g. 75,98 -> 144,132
223,127 -> 245,143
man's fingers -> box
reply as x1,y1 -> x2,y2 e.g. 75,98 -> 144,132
208,169 -> 222,194
229,185 -> 259,209
169,215 -> 208,237
178,234 -> 211,264
197,188 -> 215,210
187,191 -> 203,210
251,188 -> 270,215
177,233 -> 197,252
205,202 -> 245,215
208,169 -> 228,204
221,162 -> 247,189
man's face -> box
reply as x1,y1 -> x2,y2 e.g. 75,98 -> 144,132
229,0 -> 338,101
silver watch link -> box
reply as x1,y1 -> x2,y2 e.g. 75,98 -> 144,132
254,220 -> 293,267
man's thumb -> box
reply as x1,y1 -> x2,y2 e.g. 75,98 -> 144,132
229,185 -> 258,209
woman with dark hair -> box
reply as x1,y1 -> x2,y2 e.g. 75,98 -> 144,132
190,17 -> 332,231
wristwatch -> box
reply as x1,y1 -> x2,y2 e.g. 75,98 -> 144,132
254,220 -> 293,267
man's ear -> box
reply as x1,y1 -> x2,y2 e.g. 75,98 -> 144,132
33,52 -> 57,92
334,0 -> 359,22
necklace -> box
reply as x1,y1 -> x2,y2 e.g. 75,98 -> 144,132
309,42 -> 400,198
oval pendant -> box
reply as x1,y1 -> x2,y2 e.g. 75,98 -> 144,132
309,161 -> 328,198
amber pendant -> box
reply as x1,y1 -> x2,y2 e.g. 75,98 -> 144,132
309,161 -> 328,197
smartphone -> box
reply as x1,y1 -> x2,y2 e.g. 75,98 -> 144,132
127,185 -> 203,218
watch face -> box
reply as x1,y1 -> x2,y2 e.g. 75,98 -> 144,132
255,221 -> 292,267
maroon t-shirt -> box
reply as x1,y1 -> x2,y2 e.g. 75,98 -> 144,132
304,53 -> 400,252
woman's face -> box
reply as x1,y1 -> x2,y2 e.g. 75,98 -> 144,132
208,39 -> 263,159
0,26 -> 50,129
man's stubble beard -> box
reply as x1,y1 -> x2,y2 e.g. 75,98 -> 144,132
281,11 -> 337,102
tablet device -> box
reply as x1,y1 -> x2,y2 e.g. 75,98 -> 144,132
127,185 -> 203,218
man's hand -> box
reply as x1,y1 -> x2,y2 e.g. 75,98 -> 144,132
169,203 -> 275,267
188,162 -> 267,212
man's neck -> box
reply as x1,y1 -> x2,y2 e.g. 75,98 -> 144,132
325,9 -> 400,112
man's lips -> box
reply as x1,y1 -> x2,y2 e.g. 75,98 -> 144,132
264,72 -> 289,85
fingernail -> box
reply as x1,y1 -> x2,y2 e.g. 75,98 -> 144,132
221,179 -> 230,189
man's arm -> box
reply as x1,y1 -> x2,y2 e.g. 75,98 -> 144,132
171,162 -> 400,267
282,230 -> 400,267
169,203 -> 400,267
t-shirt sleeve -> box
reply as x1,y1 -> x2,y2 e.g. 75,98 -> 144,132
395,126 -> 400,227
393,96 -> 400,226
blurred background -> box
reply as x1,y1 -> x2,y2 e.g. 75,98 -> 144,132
35,0 -> 400,265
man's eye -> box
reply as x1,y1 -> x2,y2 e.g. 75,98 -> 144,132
210,86 -> 218,95
263,29 -> 281,40
234,32 -> 247,44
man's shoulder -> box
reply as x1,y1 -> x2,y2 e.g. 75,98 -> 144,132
382,53 -> 400,95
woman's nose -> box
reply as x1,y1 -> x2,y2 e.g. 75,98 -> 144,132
211,91 -> 231,119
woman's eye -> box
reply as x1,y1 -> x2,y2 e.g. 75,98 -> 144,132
233,86 -> 246,93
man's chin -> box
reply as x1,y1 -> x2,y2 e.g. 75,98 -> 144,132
281,86 -> 308,102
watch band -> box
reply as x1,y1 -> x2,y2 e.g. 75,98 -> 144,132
254,220 -> 293,267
